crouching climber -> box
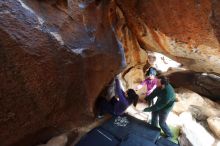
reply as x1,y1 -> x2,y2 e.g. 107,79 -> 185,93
97,77 -> 139,118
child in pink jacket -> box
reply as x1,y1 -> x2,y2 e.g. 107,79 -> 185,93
135,67 -> 158,105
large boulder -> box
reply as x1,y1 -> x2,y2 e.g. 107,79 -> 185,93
168,71 -> 220,100
173,88 -> 220,119
0,0 -> 122,146
179,112 -> 215,146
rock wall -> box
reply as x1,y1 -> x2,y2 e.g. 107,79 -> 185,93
1,0 -> 220,145
168,71 -> 220,100
211,0 -> 220,43
0,0 -> 123,146
111,0 -> 220,74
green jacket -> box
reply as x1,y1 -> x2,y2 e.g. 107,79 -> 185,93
144,83 -> 175,113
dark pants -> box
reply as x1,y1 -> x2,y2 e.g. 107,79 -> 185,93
151,111 -> 173,138
98,97 -> 116,116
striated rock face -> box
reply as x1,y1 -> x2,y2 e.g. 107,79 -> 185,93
0,0 -> 122,146
111,0 -> 220,74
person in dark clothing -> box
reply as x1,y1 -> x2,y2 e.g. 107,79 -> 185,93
98,78 -> 139,117
143,76 -> 176,139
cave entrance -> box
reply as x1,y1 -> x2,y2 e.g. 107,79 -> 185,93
146,51 -> 182,73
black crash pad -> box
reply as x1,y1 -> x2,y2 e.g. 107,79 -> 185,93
100,115 -> 160,143
156,137 -> 179,146
120,133 -> 157,146
75,115 -> 179,146
130,119 -> 160,142
75,128 -> 119,146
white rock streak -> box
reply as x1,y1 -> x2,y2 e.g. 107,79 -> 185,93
37,17 -> 44,25
17,0 -> 44,25
71,48 -> 87,55
17,0 -> 65,45
17,0 -> 34,13
49,32 -> 64,45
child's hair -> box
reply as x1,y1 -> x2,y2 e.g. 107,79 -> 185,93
127,89 -> 139,107
158,76 -> 169,85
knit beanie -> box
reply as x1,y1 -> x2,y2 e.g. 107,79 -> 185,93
146,67 -> 157,76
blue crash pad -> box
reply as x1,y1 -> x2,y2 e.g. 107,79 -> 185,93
156,137 -> 179,146
75,115 -> 179,146
120,133 -> 157,146
100,115 -> 160,142
75,127 -> 119,146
